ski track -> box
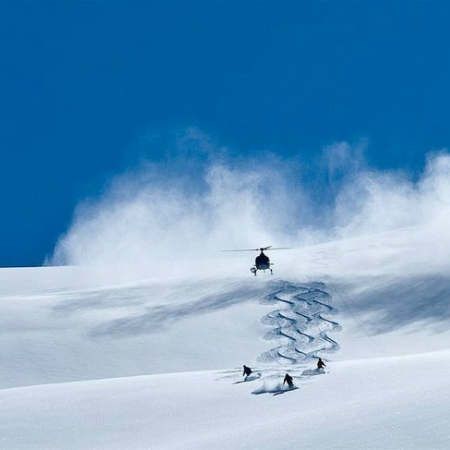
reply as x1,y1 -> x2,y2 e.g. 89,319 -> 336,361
220,281 -> 341,393
258,281 -> 341,367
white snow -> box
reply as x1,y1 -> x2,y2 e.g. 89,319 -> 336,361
1,236 -> 450,449
1,351 -> 449,450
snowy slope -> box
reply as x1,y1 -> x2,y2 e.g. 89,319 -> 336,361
0,268 -> 272,387
1,351 -> 449,450
1,236 -> 450,449
0,269 -> 343,388
1,237 -> 450,388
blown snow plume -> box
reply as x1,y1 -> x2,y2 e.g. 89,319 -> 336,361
51,137 -> 450,283
51,156 -> 307,279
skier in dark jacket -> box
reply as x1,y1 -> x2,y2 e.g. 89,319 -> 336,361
317,358 -> 326,370
242,365 -> 253,380
283,373 -> 294,388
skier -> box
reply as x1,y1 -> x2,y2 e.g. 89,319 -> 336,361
242,365 -> 253,380
317,358 -> 326,370
283,373 -> 294,389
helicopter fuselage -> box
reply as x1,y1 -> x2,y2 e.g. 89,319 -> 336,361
251,251 -> 273,275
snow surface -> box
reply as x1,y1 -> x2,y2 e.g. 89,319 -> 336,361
1,238 -> 450,449
1,352 -> 449,450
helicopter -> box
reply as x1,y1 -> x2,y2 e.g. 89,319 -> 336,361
223,246 -> 290,275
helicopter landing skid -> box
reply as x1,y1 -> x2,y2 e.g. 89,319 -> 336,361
250,267 -> 273,276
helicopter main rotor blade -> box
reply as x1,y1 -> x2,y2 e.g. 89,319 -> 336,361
222,246 -> 292,252
221,249 -> 260,252
258,246 -> 293,251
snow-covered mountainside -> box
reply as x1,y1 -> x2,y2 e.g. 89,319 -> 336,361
1,238 -> 450,449
2,351 -> 449,450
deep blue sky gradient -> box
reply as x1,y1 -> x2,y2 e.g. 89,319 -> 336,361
2,1 -> 450,265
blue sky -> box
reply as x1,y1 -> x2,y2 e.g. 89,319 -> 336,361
1,1 -> 450,266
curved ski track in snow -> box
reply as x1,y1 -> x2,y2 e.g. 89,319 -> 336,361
259,282 -> 341,365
